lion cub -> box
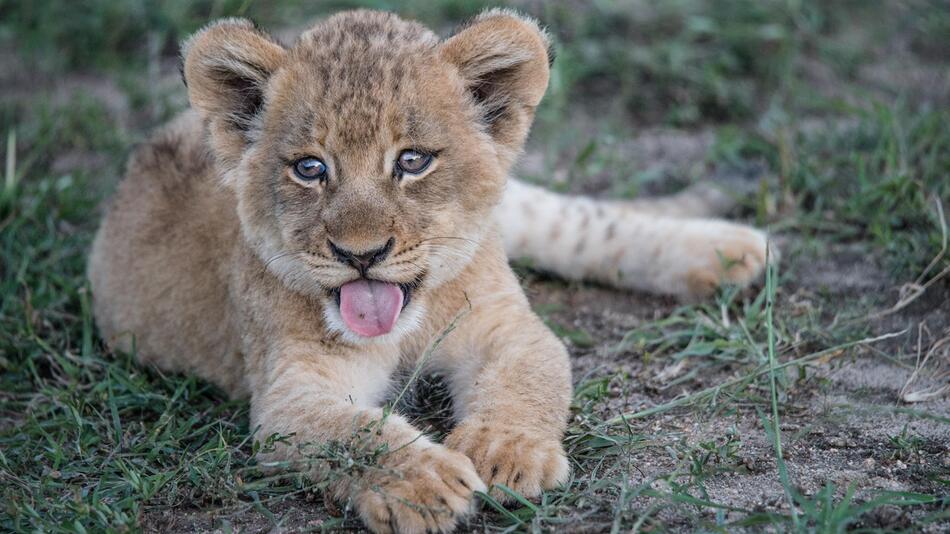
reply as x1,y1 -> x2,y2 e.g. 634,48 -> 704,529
88,9 -> 771,533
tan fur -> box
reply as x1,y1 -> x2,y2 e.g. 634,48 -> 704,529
88,9 -> 771,533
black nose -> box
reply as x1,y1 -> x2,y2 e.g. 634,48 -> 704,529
328,237 -> 395,275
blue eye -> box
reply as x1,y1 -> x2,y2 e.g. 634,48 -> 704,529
396,149 -> 433,175
293,157 -> 327,182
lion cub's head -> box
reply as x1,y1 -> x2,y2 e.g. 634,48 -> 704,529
182,10 -> 550,341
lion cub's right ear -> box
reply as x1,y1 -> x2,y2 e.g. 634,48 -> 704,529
182,19 -> 286,169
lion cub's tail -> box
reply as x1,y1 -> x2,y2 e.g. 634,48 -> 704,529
496,179 -> 773,300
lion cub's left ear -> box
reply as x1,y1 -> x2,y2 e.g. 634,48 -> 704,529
440,9 -> 552,164
182,18 -> 287,171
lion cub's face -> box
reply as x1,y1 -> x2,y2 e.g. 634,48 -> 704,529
183,10 -> 550,341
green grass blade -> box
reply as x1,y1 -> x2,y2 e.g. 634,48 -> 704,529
763,244 -> 799,528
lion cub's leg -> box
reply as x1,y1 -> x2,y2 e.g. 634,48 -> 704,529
250,346 -> 485,534
499,179 -> 775,300
437,261 -> 573,499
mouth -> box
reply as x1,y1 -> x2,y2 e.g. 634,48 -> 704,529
329,279 -> 416,338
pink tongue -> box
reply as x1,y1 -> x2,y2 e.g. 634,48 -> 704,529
339,280 -> 404,337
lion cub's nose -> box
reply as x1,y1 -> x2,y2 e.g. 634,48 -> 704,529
328,238 -> 395,275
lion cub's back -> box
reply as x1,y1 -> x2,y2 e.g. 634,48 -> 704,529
88,111 -> 247,395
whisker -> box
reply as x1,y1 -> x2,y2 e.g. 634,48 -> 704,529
411,243 -> 474,261
263,250 -> 303,270
417,236 -> 479,245
392,236 -> 479,259
387,258 -> 425,268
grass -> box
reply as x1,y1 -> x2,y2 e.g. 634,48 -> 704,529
2,0 -> 949,532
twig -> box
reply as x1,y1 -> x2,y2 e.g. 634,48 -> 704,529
900,325 -> 950,403
867,194 -> 948,321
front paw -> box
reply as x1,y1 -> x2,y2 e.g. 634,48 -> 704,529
355,444 -> 486,534
445,419 -> 569,500
684,226 -> 777,300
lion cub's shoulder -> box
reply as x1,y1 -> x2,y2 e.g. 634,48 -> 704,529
124,111 -> 214,200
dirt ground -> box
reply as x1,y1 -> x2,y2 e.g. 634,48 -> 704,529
532,254 -> 949,530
